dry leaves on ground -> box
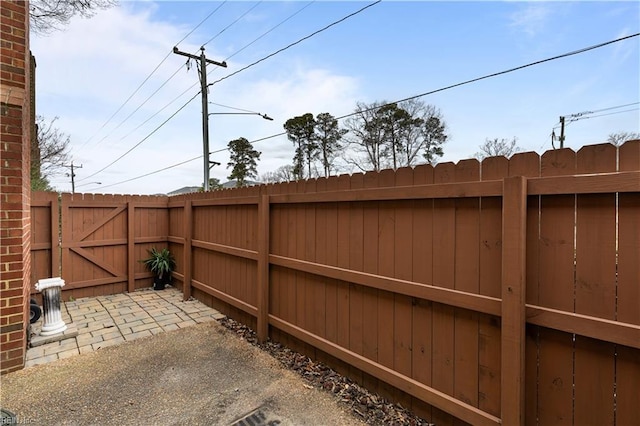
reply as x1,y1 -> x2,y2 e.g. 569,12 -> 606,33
219,317 -> 434,426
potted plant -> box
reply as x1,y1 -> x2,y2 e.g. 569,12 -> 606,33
140,248 -> 175,290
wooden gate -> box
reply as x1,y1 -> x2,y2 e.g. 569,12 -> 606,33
59,193 -> 169,299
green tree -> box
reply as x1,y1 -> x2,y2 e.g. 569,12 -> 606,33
314,112 -> 347,177
284,113 -> 317,180
31,115 -> 70,191
227,137 -> 261,187
421,115 -> 447,164
376,103 -> 420,170
200,178 -> 222,191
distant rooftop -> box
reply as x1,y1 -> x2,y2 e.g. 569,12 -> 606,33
167,186 -> 201,196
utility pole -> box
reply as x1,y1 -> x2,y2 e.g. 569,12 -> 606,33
63,162 -> 82,193
559,116 -> 566,148
173,46 -> 227,191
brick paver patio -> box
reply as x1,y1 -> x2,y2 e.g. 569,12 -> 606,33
26,287 -> 225,368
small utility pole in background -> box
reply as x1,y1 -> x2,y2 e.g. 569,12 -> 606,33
558,116 -> 566,148
63,162 -> 82,193
173,46 -> 227,191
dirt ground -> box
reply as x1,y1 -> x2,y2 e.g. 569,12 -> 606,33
1,321 -> 366,425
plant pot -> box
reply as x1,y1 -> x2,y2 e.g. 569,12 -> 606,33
153,274 -> 171,291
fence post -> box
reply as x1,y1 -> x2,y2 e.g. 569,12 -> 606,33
501,175 -> 527,425
127,201 -> 135,293
60,194 -> 71,285
257,194 -> 270,343
51,194 -> 60,277
183,200 -> 193,301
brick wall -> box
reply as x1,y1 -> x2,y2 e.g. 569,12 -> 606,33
1,0 -> 32,374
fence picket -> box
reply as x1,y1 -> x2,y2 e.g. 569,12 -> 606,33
537,148 -> 576,425
573,144 -> 617,425
410,163 -> 435,422
431,162 -> 457,426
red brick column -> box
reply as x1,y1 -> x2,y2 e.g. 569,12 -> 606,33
1,0 -> 32,374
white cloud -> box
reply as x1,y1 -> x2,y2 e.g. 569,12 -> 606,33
33,2 -> 361,194
508,4 -> 551,38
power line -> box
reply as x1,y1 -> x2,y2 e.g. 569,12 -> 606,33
80,91 -> 201,182
78,2 -> 377,182
344,34 -> 640,121
87,155 -> 202,191
552,101 -> 639,129
202,1 -> 263,47
75,3 -> 227,153
567,102 -> 639,120
106,0 -> 312,144
80,1 -> 316,181
134,0 -> 316,121
86,66 -> 187,152
568,107 -> 639,122
208,1 -> 382,87
95,33 -> 639,191
550,101 -> 639,147
220,1 -> 316,64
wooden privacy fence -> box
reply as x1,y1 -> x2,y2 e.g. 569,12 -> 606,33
167,143 -> 640,426
29,142 -> 639,425
30,193 -> 170,300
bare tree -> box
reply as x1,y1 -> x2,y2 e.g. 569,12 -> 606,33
32,115 -> 70,190
344,101 -> 388,172
260,165 -> 296,183
607,131 -> 640,146
345,100 -> 448,171
30,0 -> 117,34
475,137 -> 520,160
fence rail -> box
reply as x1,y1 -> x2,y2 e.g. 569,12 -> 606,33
31,142 -> 640,425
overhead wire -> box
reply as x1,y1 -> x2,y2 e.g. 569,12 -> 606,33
75,2 -> 227,153
568,107 -> 639,122
85,66 -> 187,152
552,101 -> 640,130
217,1 -> 316,64
80,91 -> 201,182
109,0 -> 317,137
78,1 -> 378,182
208,0 -> 381,87
88,155 -> 202,191
135,0 -> 317,119
92,32 -> 639,191
201,1 -> 263,47
575,101 -> 639,115
343,34 -> 640,120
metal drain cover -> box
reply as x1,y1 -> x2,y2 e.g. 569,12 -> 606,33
230,407 -> 281,426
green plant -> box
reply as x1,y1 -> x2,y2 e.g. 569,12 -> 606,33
140,248 -> 175,279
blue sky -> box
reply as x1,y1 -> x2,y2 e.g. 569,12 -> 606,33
32,1 -> 639,194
